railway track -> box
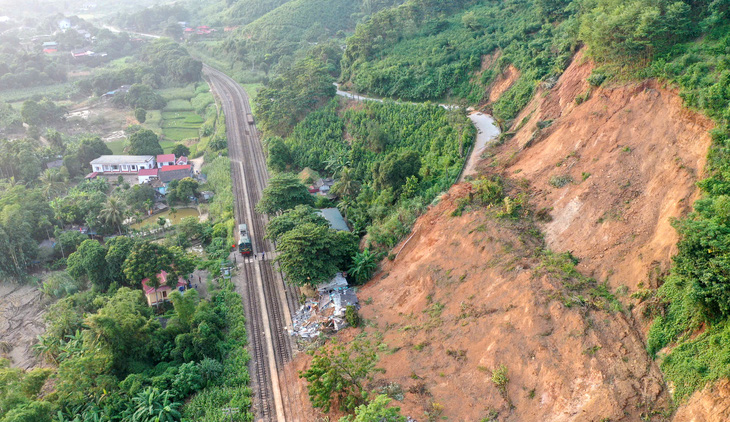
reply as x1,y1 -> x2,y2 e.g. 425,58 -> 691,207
204,65 -> 303,421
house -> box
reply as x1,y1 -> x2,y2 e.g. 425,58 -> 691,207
156,154 -> 176,168
101,85 -> 131,98
141,270 -> 188,307
137,168 -> 158,184
316,208 -> 350,232
71,49 -> 94,58
175,156 -> 188,166
43,48 -> 57,54
42,41 -> 58,48
58,19 -> 71,30
90,155 -> 155,173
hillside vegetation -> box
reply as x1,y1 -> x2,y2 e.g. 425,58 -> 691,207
243,0 -> 730,413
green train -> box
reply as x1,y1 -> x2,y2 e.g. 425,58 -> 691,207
238,224 -> 252,256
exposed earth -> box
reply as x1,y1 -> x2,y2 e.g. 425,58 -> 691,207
286,50 -> 730,420
0,282 -> 47,369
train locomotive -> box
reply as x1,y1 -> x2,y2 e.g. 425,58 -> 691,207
238,224 -> 253,256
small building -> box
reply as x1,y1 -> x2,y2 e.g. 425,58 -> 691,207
175,156 -> 188,166
137,168 -> 159,184
200,191 -> 214,201
156,154 -> 176,168
71,49 -> 94,58
85,172 -> 99,179
42,41 -> 58,48
316,208 -> 350,232
141,270 -> 188,307
90,155 -> 155,173
45,159 -> 63,170
58,19 -> 71,30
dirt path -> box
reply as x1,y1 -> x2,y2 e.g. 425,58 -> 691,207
0,283 -> 47,369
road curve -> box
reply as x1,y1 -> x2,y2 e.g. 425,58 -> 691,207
203,65 -> 303,422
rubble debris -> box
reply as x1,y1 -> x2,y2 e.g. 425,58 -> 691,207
290,273 -> 359,340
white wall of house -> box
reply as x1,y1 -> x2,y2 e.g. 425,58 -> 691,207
91,157 -> 155,173
157,161 -> 175,168
138,174 -> 158,184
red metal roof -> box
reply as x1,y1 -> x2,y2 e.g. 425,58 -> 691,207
157,153 -> 175,163
85,172 -> 98,179
141,270 -> 186,295
138,168 -> 158,176
160,164 -> 191,172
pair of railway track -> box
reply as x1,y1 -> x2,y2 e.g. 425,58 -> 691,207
204,65 -> 303,421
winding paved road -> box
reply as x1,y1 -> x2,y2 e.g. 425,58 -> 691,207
204,65 -> 303,422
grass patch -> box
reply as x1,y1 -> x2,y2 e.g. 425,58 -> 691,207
163,99 -> 194,112
106,139 -> 127,154
158,85 -> 196,101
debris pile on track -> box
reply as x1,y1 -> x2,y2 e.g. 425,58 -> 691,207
290,273 -> 359,339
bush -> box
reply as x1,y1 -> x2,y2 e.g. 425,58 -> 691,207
549,175 -> 573,188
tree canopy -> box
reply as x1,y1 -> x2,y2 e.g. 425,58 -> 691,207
128,129 -> 164,156
255,172 -> 315,214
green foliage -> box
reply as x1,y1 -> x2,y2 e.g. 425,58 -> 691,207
253,57 -> 336,136
171,144 -> 190,158
67,240 -> 110,291
345,305 -> 361,328
255,172 -> 315,214
348,249 -> 379,285
20,99 -> 65,126
276,223 -> 358,286
129,129 -> 164,156
300,338 -> 380,413
339,394 -> 406,422
265,205 -> 329,242
580,0 -> 693,65
122,242 -> 191,288
127,85 -> 166,110
265,136 -> 293,173
131,387 -> 182,422
342,0 -> 577,104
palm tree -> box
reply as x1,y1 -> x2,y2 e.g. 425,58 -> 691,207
39,168 -> 66,200
349,249 -> 379,284
332,167 -> 361,199
99,197 -> 126,235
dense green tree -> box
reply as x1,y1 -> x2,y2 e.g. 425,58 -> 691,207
67,240 -> 110,291
265,205 -> 329,242
123,242 -> 178,288
166,178 -> 199,204
105,236 -> 137,286
135,108 -> 147,123
373,150 -> 421,192
276,223 -> 357,286
171,144 -> 189,158
266,137 -> 292,173
300,338 -> 379,413
127,84 -> 166,110
20,99 -> 64,126
256,172 -> 314,214
128,129 -> 163,156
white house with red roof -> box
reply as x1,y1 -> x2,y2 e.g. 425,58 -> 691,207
141,270 -> 188,307
90,155 -> 155,173
157,154 -> 176,168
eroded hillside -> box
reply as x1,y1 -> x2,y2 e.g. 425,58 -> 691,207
288,51 -> 730,420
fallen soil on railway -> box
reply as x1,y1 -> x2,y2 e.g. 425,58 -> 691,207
287,50 -> 730,420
